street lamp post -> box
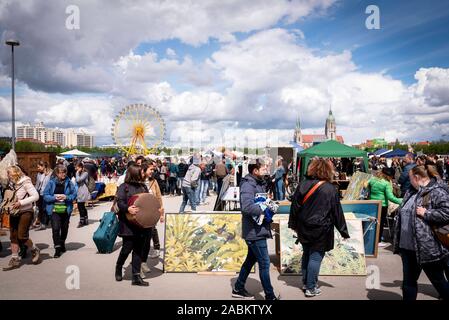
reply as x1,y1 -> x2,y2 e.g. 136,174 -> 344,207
5,39 -> 20,151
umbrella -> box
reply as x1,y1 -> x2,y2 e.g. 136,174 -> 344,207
59,149 -> 91,156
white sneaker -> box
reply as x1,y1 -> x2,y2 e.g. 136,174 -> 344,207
149,249 -> 160,259
305,288 -> 322,297
378,242 -> 389,247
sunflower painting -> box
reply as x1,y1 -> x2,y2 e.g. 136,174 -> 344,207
164,213 -> 249,272
280,218 -> 366,276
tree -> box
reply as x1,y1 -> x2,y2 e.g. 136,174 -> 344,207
15,141 -> 46,152
0,140 -> 11,153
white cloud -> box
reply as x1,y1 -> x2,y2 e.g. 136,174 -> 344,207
166,48 -> 177,58
0,0 -> 448,147
413,67 -> 449,107
0,0 -> 337,93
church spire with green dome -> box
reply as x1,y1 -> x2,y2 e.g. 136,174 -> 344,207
325,104 -> 336,140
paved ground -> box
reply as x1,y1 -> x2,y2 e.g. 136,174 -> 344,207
0,194 -> 439,300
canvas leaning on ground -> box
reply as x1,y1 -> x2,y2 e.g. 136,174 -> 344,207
280,218 -> 366,276
164,213 -> 249,272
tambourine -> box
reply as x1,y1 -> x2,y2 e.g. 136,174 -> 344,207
126,193 -> 161,228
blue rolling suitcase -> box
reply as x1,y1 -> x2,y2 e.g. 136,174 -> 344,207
93,212 -> 119,253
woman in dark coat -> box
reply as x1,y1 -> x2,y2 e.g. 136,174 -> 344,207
114,164 -> 150,286
289,158 -> 350,297
393,165 -> 449,300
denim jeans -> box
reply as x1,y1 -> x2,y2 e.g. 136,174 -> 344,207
168,177 -> 177,195
400,248 -> 449,300
179,186 -> 197,212
275,179 -> 285,201
200,180 -> 210,203
301,244 -> 325,290
194,186 -> 201,206
235,239 -> 275,299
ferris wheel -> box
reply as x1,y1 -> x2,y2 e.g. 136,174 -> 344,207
111,104 -> 165,156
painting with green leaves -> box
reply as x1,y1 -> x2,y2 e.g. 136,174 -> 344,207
280,218 -> 366,276
343,171 -> 373,200
164,213 -> 250,273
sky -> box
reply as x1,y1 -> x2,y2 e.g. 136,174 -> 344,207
0,0 -> 448,148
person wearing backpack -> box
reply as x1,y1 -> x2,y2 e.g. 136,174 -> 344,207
2,166 -> 40,271
179,157 -> 201,213
288,158 -> 350,297
43,165 -> 78,258
393,165 -> 449,300
75,162 -> 91,227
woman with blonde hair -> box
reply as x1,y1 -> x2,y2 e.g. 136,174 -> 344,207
394,165 -> 449,300
289,158 -> 349,297
3,165 -> 40,271
33,161 -> 53,230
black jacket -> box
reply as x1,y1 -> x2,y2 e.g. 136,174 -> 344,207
393,178 -> 449,264
177,163 -> 189,178
288,179 -> 349,252
116,182 -> 151,237
240,174 -> 272,241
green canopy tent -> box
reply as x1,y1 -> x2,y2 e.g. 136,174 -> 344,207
298,140 -> 369,180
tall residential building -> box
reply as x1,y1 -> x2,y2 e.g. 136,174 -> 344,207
65,129 -> 94,148
16,122 -> 93,148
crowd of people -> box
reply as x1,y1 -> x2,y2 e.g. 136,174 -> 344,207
1,150 -> 449,300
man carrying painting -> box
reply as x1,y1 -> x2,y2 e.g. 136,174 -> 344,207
232,159 -> 280,300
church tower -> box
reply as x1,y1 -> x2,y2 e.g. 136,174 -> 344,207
325,105 -> 336,140
293,114 -> 302,144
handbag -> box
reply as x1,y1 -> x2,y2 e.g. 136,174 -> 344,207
53,203 -> 67,214
422,193 -> 449,249
434,225 -> 449,249
0,186 -> 28,217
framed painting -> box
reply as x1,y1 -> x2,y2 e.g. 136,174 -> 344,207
343,172 -> 373,200
163,213 -> 251,273
280,218 -> 366,276
341,200 -> 382,257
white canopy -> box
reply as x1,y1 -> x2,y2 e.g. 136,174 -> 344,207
59,149 -> 91,156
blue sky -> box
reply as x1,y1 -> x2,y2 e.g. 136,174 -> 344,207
135,0 -> 449,86
1,0 -> 448,146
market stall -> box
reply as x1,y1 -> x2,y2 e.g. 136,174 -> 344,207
298,140 -> 369,180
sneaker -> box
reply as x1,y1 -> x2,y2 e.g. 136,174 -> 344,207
31,247 -> 40,264
149,249 -> 160,259
3,257 -> 21,271
37,224 -> 46,231
305,288 -> 322,298
378,242 -> 389,248
302,284 -> 319,292
232,288 -> 255,300
141,262 -> 151,273
140,269 -> 146,279
266,294 -> 281,300
60,244 -> 66,253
